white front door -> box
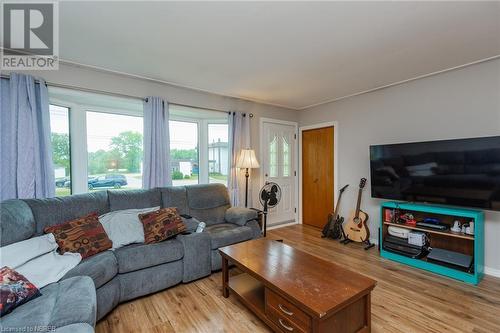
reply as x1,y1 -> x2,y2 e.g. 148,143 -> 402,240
261,120 -> 297,225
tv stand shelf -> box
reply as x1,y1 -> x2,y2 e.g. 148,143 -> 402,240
383,221 -> 475,240
380,201 -> 484,285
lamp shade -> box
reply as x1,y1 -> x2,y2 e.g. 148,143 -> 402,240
236,149 -> 260,169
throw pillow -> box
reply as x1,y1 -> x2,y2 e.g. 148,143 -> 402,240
0,267 -> 41,317
138,207 -> 186,244
99,206 -> 160,249
44,212 -> 112,259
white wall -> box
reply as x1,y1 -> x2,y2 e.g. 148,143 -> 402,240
299,58 -> 500,274
5,63 -> 299,207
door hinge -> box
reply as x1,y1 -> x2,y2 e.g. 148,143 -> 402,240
294,134 -> 297,139
294,208 -> 297,213
294,171 -> 296,176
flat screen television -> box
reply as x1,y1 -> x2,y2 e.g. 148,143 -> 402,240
369,136 -> 500,211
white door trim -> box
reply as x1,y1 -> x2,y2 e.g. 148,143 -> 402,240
298,121 -> 339,225
259,117 -> 299,224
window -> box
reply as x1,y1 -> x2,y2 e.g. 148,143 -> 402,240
49,88 -> 229,196
169,105 -> 229,185
169,120 -> 199,186
86,111 -> 143,190
208,123 -> 229,185
50,105 -> 71,196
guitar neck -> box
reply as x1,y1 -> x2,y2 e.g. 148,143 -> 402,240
355,188 -> 362,218
333,193 -> 343,217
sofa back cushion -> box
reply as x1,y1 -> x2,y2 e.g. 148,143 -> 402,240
23,191 -> 109,235
0,200 -> 36,246
107,189 -> 161,211
185,184 -> 230,225
159,186 -> 189,214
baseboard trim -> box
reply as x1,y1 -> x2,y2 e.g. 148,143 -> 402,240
267,221 -> 298,231
485,266 -> 500,278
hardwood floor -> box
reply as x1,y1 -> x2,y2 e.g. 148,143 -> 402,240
96,224 -> 500,333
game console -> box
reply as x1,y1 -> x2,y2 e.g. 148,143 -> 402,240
408,231 -> 426,247
388,226 -> 410,239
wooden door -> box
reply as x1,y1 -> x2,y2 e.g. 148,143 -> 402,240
302,126 -> 334,228
262,121 -> 297,225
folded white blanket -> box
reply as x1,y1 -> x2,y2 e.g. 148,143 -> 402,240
0,233 -> 58,269
15,250 -> 82,289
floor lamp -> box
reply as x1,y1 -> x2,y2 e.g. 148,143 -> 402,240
236,149 -> 260,207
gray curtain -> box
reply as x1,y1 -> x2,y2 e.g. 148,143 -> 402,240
0,73 -> 55,200
142,96 -> 171,188
228,112 -> 251,206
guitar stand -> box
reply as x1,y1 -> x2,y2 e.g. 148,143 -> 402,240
341,236 -> 375,250
363,239 -> 375,250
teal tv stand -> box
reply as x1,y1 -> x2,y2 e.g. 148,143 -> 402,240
379,201 -> 484,285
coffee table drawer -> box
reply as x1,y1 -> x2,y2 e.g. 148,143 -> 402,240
266,305 -> 309,333
265,288 -> 311,331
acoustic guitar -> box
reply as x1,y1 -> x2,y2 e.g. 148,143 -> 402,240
344,178 -> 370,242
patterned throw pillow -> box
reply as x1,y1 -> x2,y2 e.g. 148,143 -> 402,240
44,212 -> 112,259
138,207 -> 186,244
0,267 -> 41,317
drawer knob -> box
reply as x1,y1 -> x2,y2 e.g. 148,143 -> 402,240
279,318 -> 294,331
278,303 -> 294,316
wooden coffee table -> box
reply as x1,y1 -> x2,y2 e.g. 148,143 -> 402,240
219,239 -> 376,333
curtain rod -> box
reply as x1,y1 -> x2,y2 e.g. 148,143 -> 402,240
1,73 -> 253,117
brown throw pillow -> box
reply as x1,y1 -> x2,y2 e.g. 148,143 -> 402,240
138,207 -> 186,244
44,212 -> 112,259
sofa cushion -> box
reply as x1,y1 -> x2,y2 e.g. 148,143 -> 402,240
108,189 -> 161,211
0,200 -> 35,246
1,276 -> 96,330
205,223 -> 254,249
159,186 -> 189,214
62,251 -> 117,288
114,239 -> 184,273
186,184 -> 231,225
23,191 -> 109,235
44,212 -> 112,259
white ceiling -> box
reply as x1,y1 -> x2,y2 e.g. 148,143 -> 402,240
58,1 -> 500,110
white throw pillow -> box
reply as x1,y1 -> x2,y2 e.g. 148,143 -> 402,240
0,233 -> 58,269
99,206 -> 160,249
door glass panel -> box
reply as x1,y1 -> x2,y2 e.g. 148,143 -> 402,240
169,120 -> 199,185
283,136 -> 290,177
86,111 -> 143,191
50,105 -> 71,196
269,135 -> 278,177
208,124 -> 228,185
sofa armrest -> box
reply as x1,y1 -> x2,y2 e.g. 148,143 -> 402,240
225,207 -> 258,226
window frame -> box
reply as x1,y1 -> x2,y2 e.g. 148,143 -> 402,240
49,96 -> 229,195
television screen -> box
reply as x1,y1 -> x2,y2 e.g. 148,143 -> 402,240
369,136 -> 500,211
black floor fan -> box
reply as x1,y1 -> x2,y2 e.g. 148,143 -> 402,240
259,182 -> 282,237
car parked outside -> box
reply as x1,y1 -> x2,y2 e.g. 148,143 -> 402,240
64,174 -> 128,190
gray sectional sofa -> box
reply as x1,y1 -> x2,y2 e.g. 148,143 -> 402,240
0,184 -> 260,332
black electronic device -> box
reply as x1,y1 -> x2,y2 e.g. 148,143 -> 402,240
369,135 -> 500,210
259,182 -> 282,237
383,235 -> 428,259
416,221 -> 448,231
427,248 -> 473,272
